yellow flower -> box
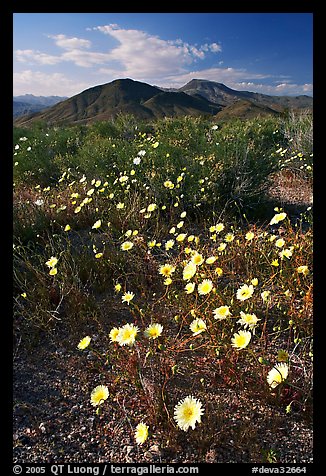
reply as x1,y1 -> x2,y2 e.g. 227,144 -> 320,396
180,211 -> 187,218
183,262 -> 197,281
144,323 -> 163,339
95,253 -> 103,259
267,363 -> 289,388
237,312 -> 260,331
297,265 -> 309,276
218,242 -> 227,252
191,252 -> 204,266
135,422 -> 149,445
198,279 -> 213,296
231,330 -> 252,349
275,238 -> 285,248
121,291 -> 135,305
261,290 -> 271,302
64,224 -> 71,232
116,202 -> 125,209
164,180 -> 174,189
205,256 -> 216,264
185,282 -> 195,294
109,327 -> 120,343
159,264 -> 176,277
121,241 -> 134,251
90,385 -> 109,406
49,268 -> 58,276
176,233 -> 187,242
215,223 -> 225,233
74,205 -> 82,214
174,396 -> 204,431
152,141 -> 159,148
176,221 -> 184,229
164,277 -> 172,286
147,203 -> 157,212
245,231 -> 255,241
215,267 -> 223,276
190,318 -> 207,335
213,306 -> 231,320
77,336 -> 91,350
251,278 -> 258,286
225,233 -> 235,242
169,226 -> 176,234
271,259 -> 279,267
236,284 -> 254,301
117,323 -> 139,346
46,256 -> 58,268
279,248 -> 293,260
148,240 -> 156,248
165,240 -> 175,250
114,283 -> 121,293
209,225 -> 216,233
270,212 -> 287,225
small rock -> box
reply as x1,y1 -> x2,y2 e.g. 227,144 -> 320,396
39,423 -> 46,434
126,446 -> 134,455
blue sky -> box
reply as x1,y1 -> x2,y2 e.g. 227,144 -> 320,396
13,13 -> 313,97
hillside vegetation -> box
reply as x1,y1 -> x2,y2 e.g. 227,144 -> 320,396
14,78 -> 312,126
13,113 -> 313,463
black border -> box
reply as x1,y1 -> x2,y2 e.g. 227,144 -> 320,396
5,3 -> 320,473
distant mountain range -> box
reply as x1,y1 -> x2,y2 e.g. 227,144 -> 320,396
13,95 -> 68,118
13,79 -> 313,126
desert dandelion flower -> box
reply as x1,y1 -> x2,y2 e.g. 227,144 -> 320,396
109,327 -> 120,343
90,385 -> 109,407
236,284 -> 254,301
190,318 -> 207,335
198,279 -> 213,295
213,306 -> 231,320
174,396 -> 204,431
245,231 -> 255,241
121,241 -> 134,251
231,330 -> 252,349
267,363 -> 289,388
270,212 -> 287,225
191,252 -> 204,266
144,323 -> 163,339
135,422 -> 149,445
92,219 -> 102,229
183,261 -> 197,281
46,256 -> 58,268
237,312 -> 260,331
77,336 -> 91,350
117,323 -> 139,346
185,282 -> 195,294
121,291 -> 135,305
297,265 -> 309,276
159,264 -> 176,277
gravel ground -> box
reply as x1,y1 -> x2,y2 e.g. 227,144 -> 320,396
13,333 -> 313,464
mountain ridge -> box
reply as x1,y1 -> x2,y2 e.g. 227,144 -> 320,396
14,78 -> 313,126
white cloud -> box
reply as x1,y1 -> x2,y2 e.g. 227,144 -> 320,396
93,24 -> 222,78
13,70 -> 91,97
48,34 -> 92,50
16,49 -> 61,65
232,81 -> 313,96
